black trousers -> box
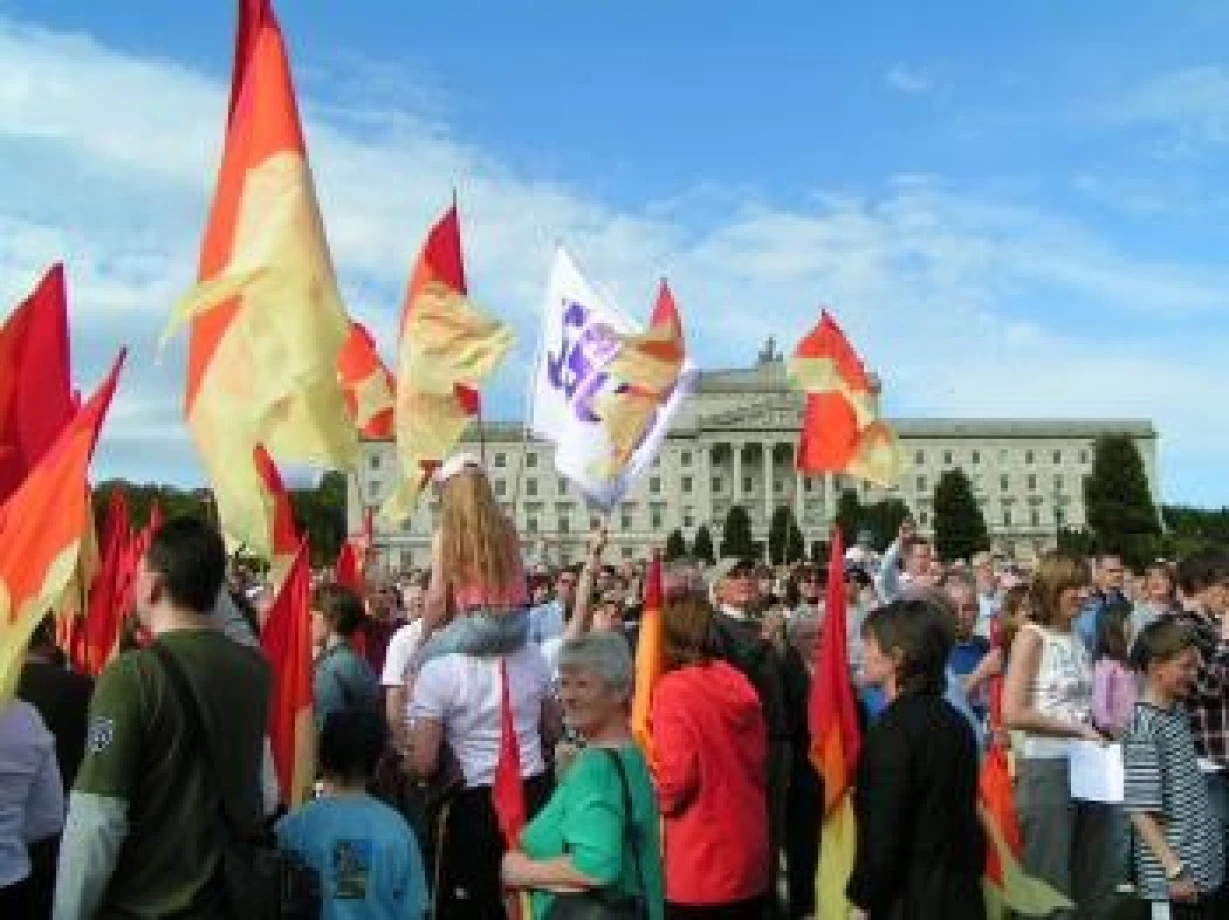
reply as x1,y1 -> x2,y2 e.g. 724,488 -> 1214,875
666,894 -> 769,919
0,878 -> 32,918
432,773 -> 552,920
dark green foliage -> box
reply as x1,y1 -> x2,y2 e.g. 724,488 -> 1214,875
665,528 -> 687,562
834,489 -> 863,548
692,525 -> 716,565
768,506 -> 792,565
860,498 -> 911,551
787,519 -> 805,564
1084,435 -> 1161,568
932,468 -> 990,563
720,504 -> 756,559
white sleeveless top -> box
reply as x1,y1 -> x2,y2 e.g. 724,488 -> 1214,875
1020,622 -> 1093,759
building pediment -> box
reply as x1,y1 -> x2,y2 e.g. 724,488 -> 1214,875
699,395 -> 805,431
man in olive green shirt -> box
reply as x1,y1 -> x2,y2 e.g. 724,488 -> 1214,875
54,518 -> 271,919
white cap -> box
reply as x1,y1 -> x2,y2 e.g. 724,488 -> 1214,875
433,451 -> 484,484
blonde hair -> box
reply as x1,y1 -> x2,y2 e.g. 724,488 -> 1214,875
438,469 -> 521,606
1029,552 -> 1090,626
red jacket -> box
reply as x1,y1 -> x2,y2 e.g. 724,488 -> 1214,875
650,660 -> 769,905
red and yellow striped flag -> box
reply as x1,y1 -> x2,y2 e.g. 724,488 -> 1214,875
0,351 -> 125,705
381,204 -> 513,523
260,540 -> 314,807
630,552 -> 664,766
167,0 -> 355,561
789,311 -> 903,488
808,528 -> 862,919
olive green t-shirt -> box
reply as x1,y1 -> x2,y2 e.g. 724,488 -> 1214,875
519,745 -> 665,920
74,629 -> 271,918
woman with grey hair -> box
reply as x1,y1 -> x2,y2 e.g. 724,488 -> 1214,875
503,632 -> 665,919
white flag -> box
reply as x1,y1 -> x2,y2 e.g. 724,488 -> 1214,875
529,248 -> 694,513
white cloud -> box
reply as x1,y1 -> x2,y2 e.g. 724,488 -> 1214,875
885,64 -> 930,94
0,17 -> 1225,503
1105,64 -> 1229,158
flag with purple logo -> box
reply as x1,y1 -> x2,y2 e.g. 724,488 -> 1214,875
529,247 -> 694,512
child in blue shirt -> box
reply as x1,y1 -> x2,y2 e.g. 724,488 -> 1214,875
277,710 -> 428,920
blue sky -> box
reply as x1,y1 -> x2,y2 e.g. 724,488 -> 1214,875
0,0 -> 1226,503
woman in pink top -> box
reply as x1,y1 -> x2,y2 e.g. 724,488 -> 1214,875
1092,601 -> 1136,738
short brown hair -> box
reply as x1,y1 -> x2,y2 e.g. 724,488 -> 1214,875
662,594 -> 718,671
1130,618 -> 1197,673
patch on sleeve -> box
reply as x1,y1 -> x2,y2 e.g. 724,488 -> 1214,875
86,716 -> 115,755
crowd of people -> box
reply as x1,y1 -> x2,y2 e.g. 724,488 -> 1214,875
2,455 -> 1228,919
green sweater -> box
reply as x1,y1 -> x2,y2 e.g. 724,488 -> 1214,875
519,744 -> 665,920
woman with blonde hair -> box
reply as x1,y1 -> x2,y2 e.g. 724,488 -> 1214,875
405,454 -> 559,919
1002,552 -> 1119,917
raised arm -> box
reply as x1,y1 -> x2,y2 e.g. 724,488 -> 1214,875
563,525 -> 608,642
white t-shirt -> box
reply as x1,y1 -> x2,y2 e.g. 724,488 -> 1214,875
409,644 -> 550,788
381,621 -> 425,688
0,700 -> 64,886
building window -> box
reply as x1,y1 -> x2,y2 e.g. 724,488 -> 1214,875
916,475 -> 927,493
684,509 -> 695,528
774,478 -> 784,494
559,517 -> 570,534
620,513 -> 632,531
682,476 -> 693,494
712,477 -> 723,493
369,454 -> 381,471
1054,474 -> 1064,492
973,474 -> 984,492
1055,508 -> 1067,527
590,515 -> 601,530
804,478 -> 813,493
971,450 -> 981,465
681,450 -> 692,466
368,481 -> 382,502
1079,449 -> 1089,464
915,450 -> 925,466
623,547 -> 635,560
1003,510 -> 1012,527
526,478 -> 538,497
1025,450 -> 1035,465
556,477 -> 567,495
1030,509 -> 1041,527
743,476 -> 753,494
1027,474 -> 1037,491
650,509 -> 663,530
999,449 -> 1008,462
527,516 -> 538,534
943,451 -> 953,465
1000,474 -> 1009,492
650,477 -> 662,494
526,453 -> 538,468
1052,450 -> 1062,465
494,479 -> 507,497
494,452 -> 507,468
919,511 -> 930,526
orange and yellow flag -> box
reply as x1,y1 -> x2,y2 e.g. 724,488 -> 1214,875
381,204 -> 513,523
808,528 -> 862,919
166,0 -> 356,560
338,322 -> 395,439
789,311 -> 903,488
630,552 -> 664,765
83,489 -> 133,676
0,350 -> 125,705
253,445 -> 300,587
260,540 -> 315,807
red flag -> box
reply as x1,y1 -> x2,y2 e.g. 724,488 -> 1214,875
0,264 -> 76,503
334,541 -> 362,596
84,489 -> 133,675
808,528 -> 862,916
227,0 -> 273,123
630,553 -> 664,764
260,540 -> 315,807
337,322 -> 395,439
0,350 -> 125,704
253,446 -> 300,585
492,659 -> 526,846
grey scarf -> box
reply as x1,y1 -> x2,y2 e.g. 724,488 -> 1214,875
410,606 -> 530,672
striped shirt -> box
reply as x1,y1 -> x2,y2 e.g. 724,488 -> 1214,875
1122,701 -> 1225,901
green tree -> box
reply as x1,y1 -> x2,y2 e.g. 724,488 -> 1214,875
787,520 -> 806,564
292,470 -> 347,565
720,505 -> 756,559
1057,526 -> 1096,558
834,489 -> 863,548
932,469 -> 990,563
692,524 -> 716,565
768,506 -> 793,565
1085,435 -> 1161,568
860,498 -> 911,550
810,539 -> 827,567
665,528 -> 687,562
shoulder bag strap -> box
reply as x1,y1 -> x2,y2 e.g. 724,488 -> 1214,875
149,641 -> 243,839
601,748 -> 646,909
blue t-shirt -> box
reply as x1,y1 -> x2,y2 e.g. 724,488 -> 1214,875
276,795 -> 428,920
949,637 -> 991,681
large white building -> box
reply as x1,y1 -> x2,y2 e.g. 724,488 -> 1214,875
350,343 -> 1159,570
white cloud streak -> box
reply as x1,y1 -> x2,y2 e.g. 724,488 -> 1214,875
0,18 -> 1225,502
